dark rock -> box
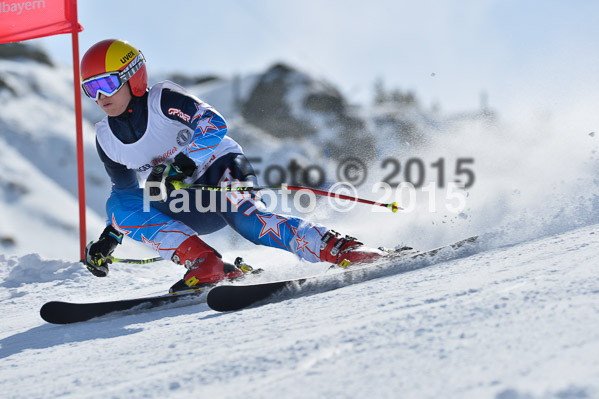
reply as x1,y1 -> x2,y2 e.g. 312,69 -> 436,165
0,236 -> 16,247
0,76 -> 17,96
242,63 -> 315,139
241,63 -> 376,160
0,42 -> 53,66
304,92 -> 344,114
165,73 -> 221,87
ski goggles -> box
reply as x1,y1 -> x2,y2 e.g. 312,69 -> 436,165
81,52 -> 145,100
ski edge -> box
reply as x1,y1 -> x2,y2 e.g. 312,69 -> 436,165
206,235 -> 479,312
40,288 -> 209,324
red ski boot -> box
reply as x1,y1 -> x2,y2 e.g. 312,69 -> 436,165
319,230 -> 387,268
171,235 -> 244,287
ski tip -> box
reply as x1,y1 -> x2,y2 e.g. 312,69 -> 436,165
40,301 -> 70,324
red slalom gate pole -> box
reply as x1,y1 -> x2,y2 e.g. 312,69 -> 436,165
72,29 -> 87,260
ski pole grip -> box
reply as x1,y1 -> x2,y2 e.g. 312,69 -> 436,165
170,180 -> 191,190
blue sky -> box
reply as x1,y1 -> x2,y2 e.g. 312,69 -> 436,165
38,0 -> 599,121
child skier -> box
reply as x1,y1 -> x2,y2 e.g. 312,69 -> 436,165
81,39 -> 387,290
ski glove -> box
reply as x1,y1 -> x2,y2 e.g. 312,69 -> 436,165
84,225 -> 123,277
145,152 -> 197,201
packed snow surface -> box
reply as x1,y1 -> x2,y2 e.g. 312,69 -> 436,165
1,225 -> 598,399
2,50 -> 599,399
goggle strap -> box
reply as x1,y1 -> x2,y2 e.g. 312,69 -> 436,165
119,52 -> 145,82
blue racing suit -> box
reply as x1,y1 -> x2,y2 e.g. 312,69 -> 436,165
95,81 -> 327,262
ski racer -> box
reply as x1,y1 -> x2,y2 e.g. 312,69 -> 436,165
81,39 -> 387,290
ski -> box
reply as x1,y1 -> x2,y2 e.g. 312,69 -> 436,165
40,237 -> 477,322
206,236 -> 478,312
40,258 -> 262,324
40,287 -> 209,324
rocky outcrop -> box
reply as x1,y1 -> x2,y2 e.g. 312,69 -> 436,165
0,42 -> 53,66
241,63 -> 376,160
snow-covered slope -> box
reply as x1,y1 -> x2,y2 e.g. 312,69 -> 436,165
1,43 -> 599,399
0,224 -> 597,399
0,134 -> 106,257
0,53 -> 114,257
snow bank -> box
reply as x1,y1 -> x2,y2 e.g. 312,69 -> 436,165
1,223 -> 596,399
0,253 -> 84,288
